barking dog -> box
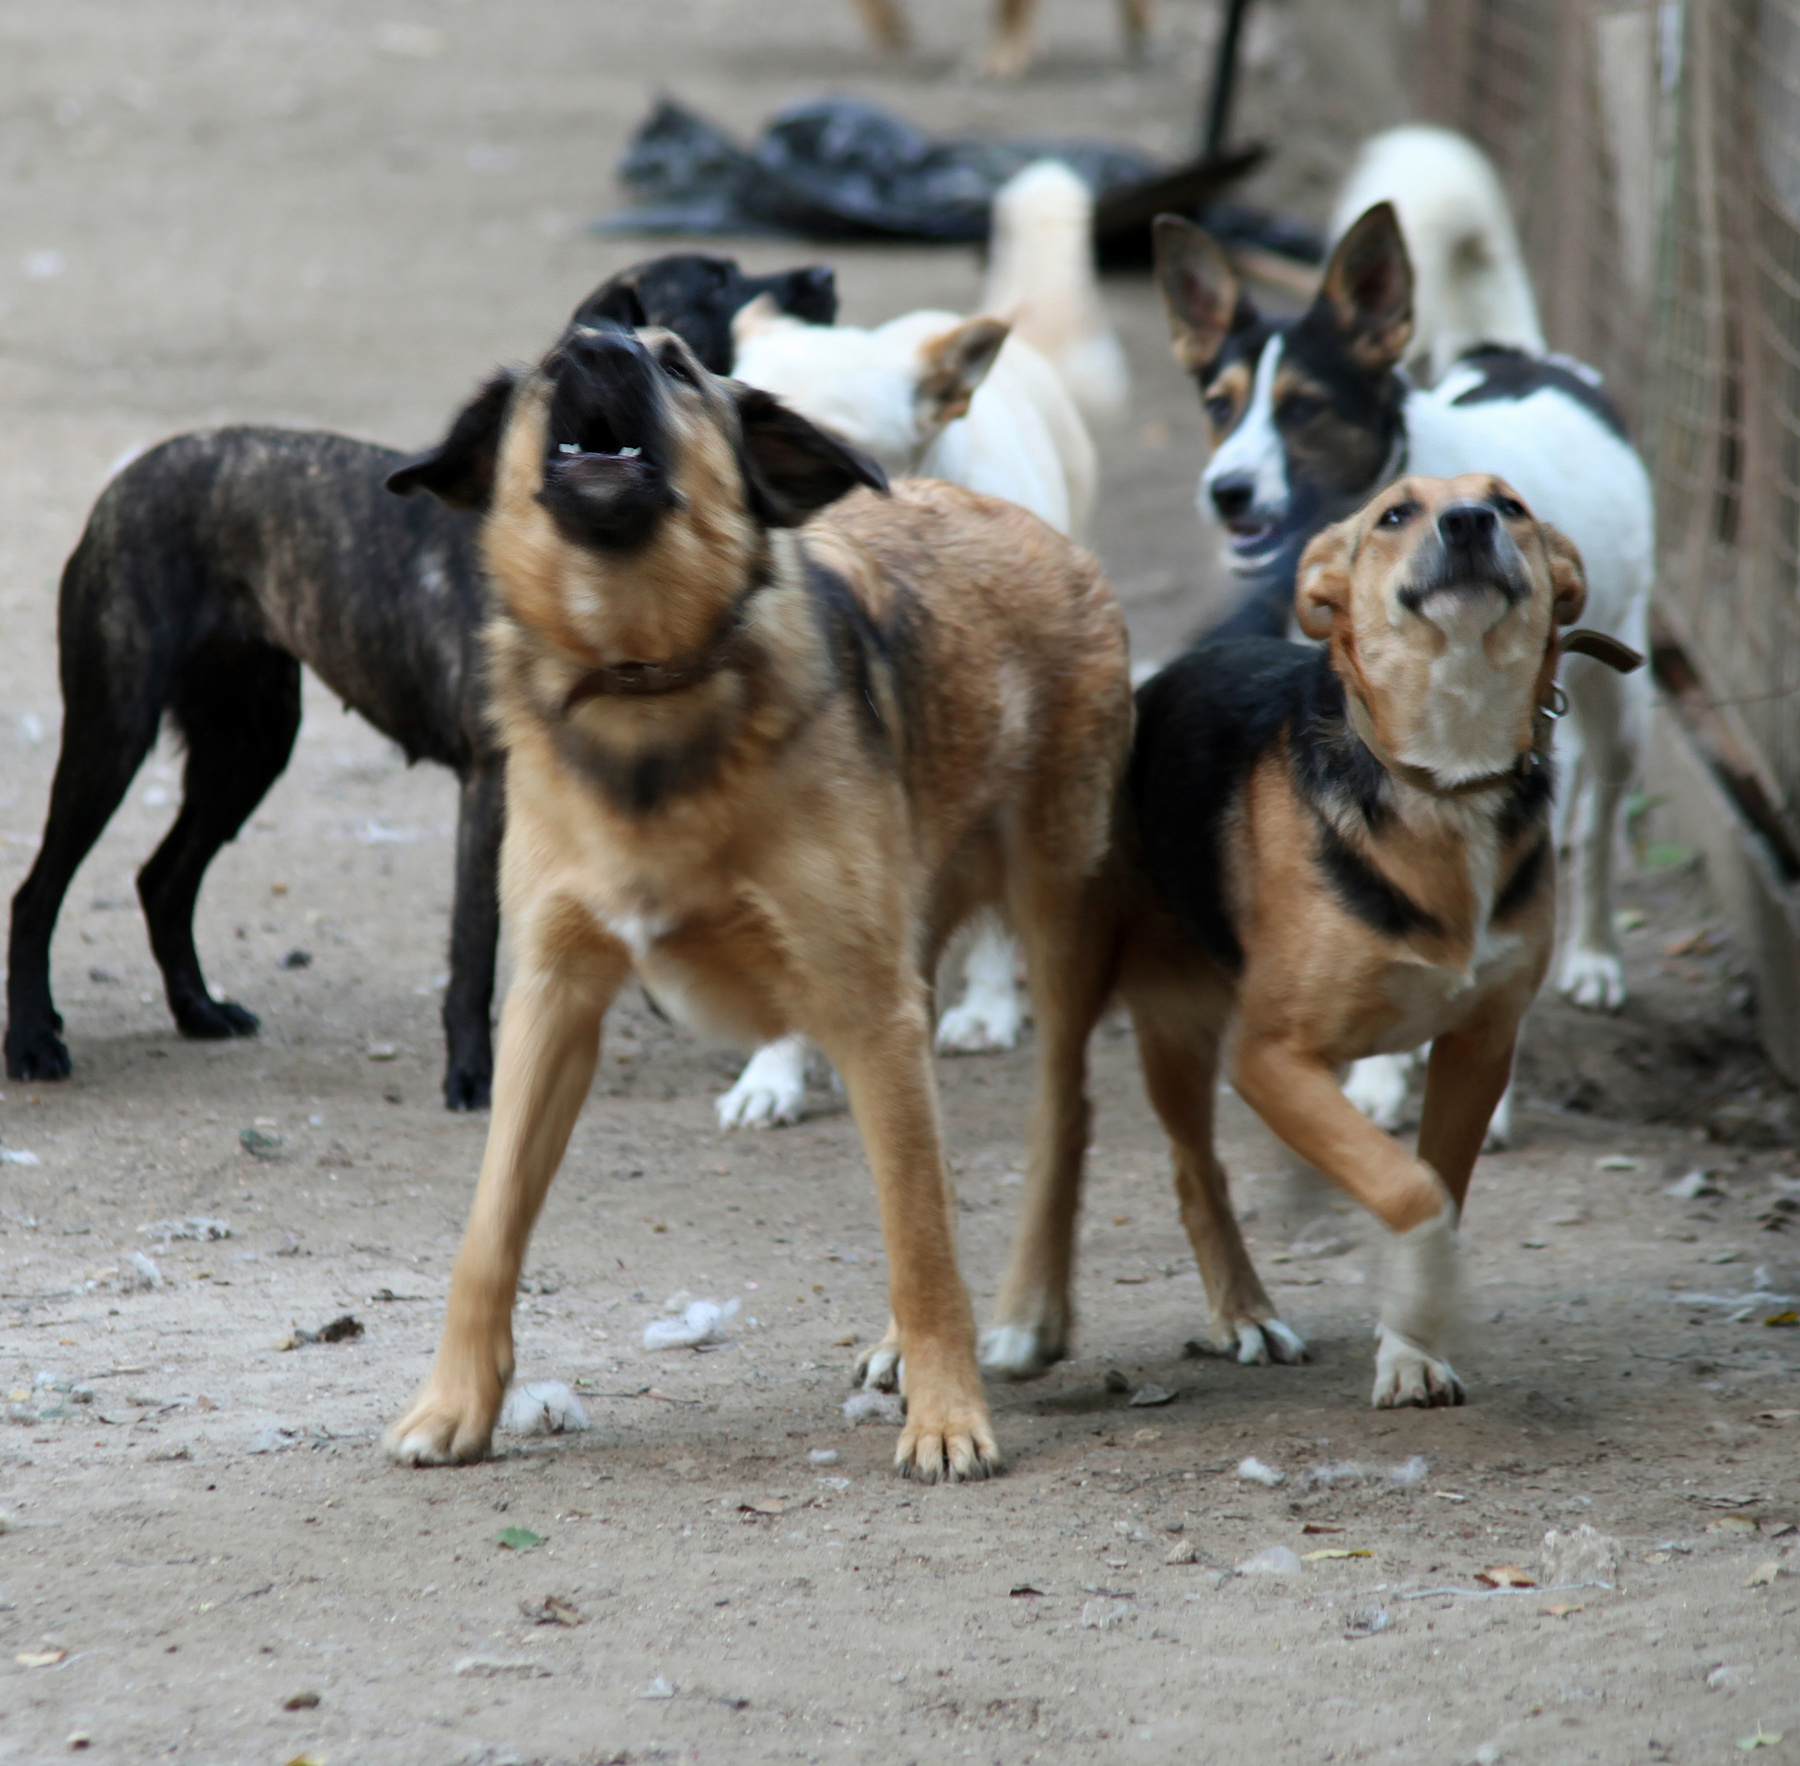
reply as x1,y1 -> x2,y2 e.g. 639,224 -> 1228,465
986,475 -> 1641,1403
381,323 -> 1129,1478
1157,187 -> 1654,1129
4,255 -> 835,1110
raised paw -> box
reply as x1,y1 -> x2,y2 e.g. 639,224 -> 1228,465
173,991 -> 260,1041
1344,1053 -> 1414,1131
1557,947 -> 1626,1013
4,1020 -> 72,1082
384,1367 -> 507,1466
978,1320 -> 1066,1381
715,1035 -> 808,1130
1371,1326 -> 1465,1409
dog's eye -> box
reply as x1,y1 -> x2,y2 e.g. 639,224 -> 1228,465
1377,500 -> 1417,529
1280,392 -> 1326,424
1203,394 -> 1236,430
1492,494 -> 1527,519
657,346 -> 695,385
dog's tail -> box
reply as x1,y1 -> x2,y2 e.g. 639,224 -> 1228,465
983,160 -> 1129,423
1330,126 -> 1544,386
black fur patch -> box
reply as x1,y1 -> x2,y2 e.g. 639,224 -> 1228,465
550,713 -> 733,819
1313,815 -> 1442,940
804,559 -> 894,755
1492,832 -> 1550,922
1448,347 -> 1628,441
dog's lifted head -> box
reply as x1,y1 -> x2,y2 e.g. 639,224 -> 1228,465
731,298 -> 1012,476
388,323 -> 886,660
569,254 -> 839,376
1296,473 -> 1587,787
1153,205 -> 1414,573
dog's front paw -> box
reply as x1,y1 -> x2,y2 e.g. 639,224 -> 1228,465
1557,947 -> 1626,1013
4,1019 -> 72,1082
978,1320 -> 1066,1380
1344,1053 -> 1414,1131
934,986 -> 1025,1054
715,1036 -> 808,1130
384,1368 -> 507,1465
442,1060 -> 492,1112
173,991 -> 260,1041
1371,1326 -> 1465,1409
894,1373 -> 1003,1483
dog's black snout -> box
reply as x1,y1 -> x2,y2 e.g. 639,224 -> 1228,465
1438,502 -> 1497,551
1211,475 -> 1256,521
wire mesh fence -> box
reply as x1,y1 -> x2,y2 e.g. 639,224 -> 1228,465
1422,0 -> 1800,857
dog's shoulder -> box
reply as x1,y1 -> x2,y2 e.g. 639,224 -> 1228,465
1130,635 -> 1335,970
1434,346 -> 1627,441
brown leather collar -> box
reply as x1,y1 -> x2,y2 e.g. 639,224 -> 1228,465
1344,625 -> 1644,799
559,568 -> 772,715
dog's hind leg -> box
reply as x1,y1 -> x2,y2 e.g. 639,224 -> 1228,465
935,915 -> 1027,1053
980,860 -> 1119,1380
6,641 -> 167,1081
1556,657 -> 1647,1012
139,639 -> 301,1040
388,908 -> 628,1465
442,761 -> 504,1111
1128,969 -> 1308,1368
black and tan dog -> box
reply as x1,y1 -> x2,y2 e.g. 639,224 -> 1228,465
4,255 -> 836,1110
380,320 -> 1130,1478
982,474 -> 1640,1407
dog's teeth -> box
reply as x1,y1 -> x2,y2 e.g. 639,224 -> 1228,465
618,446 -> 641,459
558,442 -> 581,455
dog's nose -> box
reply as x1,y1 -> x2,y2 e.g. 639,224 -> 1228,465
1211,475 -> 1256,522
1438,502 -> 1497,550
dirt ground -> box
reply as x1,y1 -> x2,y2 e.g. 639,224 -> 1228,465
2,3 -> 1797,1762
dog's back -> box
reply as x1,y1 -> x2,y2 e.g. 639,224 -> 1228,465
1330,126 -> 1544,385
69,427 -> 493,768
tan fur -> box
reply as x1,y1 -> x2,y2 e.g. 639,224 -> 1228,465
851,0 -> 1153,76
989,475 -> 1583,1398
384,335 -> 1131,1478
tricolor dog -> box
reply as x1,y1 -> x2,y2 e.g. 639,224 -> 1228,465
984,475 -> 1641,1405
382,322 -> 1130,1477
1156,186 -> 1654,1072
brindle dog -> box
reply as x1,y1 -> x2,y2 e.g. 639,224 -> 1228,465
4,255 -> 836,1109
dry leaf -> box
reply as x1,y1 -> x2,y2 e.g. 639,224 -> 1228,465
15,1648 -> 67,1668
1476,1565 -> 1536,1588
1739,1726 -> 1785,1751
1539,1600 -> 1582,1617
1764,1310 -> 1799,1327
1744,1561 -> 1783,1588
1302,1548 -> 1373,1561
1302,1522 -> 1345,1535
1708,1515 -> 1761,1534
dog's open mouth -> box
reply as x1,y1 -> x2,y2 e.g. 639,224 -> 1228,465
1226,518 -> 1277,554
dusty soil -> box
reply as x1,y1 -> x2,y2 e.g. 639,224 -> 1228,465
1,3 -> 1797,1762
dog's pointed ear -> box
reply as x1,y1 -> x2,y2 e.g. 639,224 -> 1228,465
1317,202 -> 1414,373
386,370 -> 519,510
770,263 -> 838,326
1296,517 -> 1355,640
917,316 -> 1010,428
568,274 -> 648,334
731,293 -> 790,347
1543,523 -> 1588,626
1154,214 -> 1240,374
733,385 -> 889,526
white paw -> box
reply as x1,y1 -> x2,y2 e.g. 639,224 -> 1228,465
856,1342 -> 903,1392
1231,1317 -> 1310,1365
1371,1325 -> 1465,1408
1344,1053 -> 1414,1131
715,1035 -> 808,1130
1557,947 -> 1626,1013
978,1322 -> 1063,1380
934,981 -> 1025,1053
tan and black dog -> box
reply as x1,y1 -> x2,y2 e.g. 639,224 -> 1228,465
381,321 -> 1130,1478
980,473 -> 1641,1407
